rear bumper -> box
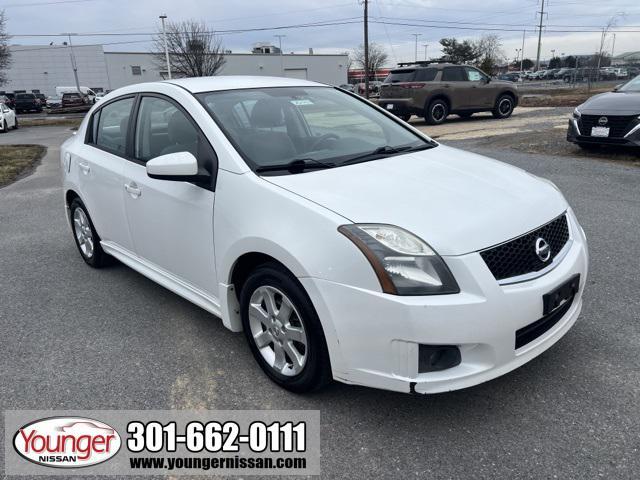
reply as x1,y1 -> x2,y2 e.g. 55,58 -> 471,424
378,99 -> 419,116
567,118 -> 640,147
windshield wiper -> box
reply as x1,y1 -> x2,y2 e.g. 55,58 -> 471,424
255,158 -> 336,174
341,144 -> 432,167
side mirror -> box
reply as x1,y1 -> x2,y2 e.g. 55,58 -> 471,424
146,151 -> 210,183
613,84 -> 622,91
484,77 -> 491,84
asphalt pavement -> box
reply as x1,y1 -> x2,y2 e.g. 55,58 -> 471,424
1,124 -> 639,479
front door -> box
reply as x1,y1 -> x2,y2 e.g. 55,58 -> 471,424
122,94 -> 218,296
464,67 -> 496,108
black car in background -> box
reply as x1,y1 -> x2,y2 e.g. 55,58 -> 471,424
567,75 -> 640,149
3,92 -> 16,109
15,93 -> 42,113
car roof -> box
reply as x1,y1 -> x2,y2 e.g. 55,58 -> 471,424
162,75 -> 325,93
391,63 -> 458,71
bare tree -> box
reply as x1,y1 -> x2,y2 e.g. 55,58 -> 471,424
0,11 -> 11,86
152,20 -> 225,78
352,43 -> 388,77
475,34 -> 506,75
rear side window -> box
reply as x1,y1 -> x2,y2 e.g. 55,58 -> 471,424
442,67 -> 466,81
93,97 -> 134,155
414,68 -> 438,81
384,70 -> 416,83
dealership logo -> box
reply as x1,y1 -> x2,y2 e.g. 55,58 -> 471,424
535,237 -> 551,262
598,116 -> 608,126
13,417 -> 121,468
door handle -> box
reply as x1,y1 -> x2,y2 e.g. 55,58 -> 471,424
78,161 -> 90,174
124,182 -> 142,198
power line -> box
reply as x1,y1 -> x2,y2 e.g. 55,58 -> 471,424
0,0 -> 96,7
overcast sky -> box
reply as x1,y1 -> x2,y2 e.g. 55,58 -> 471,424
6,0 -> 640,65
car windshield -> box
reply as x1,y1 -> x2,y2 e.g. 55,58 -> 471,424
197,86 -> 433,174
619,75 -> 640,92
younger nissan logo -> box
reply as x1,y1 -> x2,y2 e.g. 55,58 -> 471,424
598,116 -> 608,126
535,238 -> 551,262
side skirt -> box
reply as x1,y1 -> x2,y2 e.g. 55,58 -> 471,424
101,241 -> 222,319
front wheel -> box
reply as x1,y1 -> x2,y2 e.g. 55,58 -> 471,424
492,94 -> 515,119
240,263 -> 332,393
425,99 -> 449,125
0,120 -> 6,133
12,117 -> 18,129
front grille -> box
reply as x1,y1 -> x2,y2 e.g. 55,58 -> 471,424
515,294 -> 574,349
579,115 -> 636,138
480,214 -> 570,281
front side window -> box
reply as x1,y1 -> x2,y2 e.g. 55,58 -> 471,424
197,86 -> 433,174
442,67 -> 466,82
134,96 -> 216,178
94,97 -> 134,155
465,67 -> 486,82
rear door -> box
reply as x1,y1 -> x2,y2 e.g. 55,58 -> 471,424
440,66 -> 469,110
122,94 -> 218,296
75,95 -> 136,251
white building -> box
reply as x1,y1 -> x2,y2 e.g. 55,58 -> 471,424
2,45 -> 349,96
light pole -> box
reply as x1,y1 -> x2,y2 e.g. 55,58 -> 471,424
62,33 -> 81,94
274,34 -> 286,74
159,14 -> 172,79
515,48 -> 521,69
423,43 -> 429,61
611,33 -> 616,61
411,33 -> 421,62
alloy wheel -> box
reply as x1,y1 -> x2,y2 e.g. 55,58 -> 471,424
73,207 -> 94,258
248,285 -> 308,376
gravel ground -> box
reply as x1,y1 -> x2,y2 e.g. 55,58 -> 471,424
1,125 -> 639,479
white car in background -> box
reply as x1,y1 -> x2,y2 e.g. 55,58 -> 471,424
60,76 -> 588,394
0,102 -> 17,132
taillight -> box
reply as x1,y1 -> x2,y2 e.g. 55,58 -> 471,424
399,83 -> 426,89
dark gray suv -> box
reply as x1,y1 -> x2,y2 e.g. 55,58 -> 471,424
379,63 -> 519,124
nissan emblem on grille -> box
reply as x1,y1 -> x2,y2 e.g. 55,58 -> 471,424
598,116 -> 608,126
535,238 -> 551,262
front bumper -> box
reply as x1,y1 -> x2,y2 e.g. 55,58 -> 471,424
567,118 -> 640,147
301,210 -> 588,394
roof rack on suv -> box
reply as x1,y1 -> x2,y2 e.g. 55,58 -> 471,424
396,60 -> 458,67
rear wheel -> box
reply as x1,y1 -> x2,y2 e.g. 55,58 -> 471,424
492,94 -> 515,119
0,120 -> 6,133
13,116 -> 18,129
240,263 -> 332,393
425,99 -> 449,125
69,198 -> 109,268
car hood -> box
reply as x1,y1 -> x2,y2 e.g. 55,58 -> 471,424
266,145 -> 567,256
579,91 -> 640,115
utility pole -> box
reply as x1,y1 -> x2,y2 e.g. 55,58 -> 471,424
275,34 -> 286,74
550,49 -> 556,67
423,44 -> 429,61
62,33 -> 81,95
535,0 -> 545,71
411,33 -> 421,62
363,0 -> 369,99
515,48 -> 521,68
159,14 -> 172,79
611,33 -> 616,61
520,29 -> 525,72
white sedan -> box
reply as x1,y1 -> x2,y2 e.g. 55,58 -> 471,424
0,103 -> 17,132
61,76 -> 588,394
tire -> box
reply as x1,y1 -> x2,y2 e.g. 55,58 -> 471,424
240,263 -> 332,393
0,120 -> 6,133
69,198 -> 109,268
492,94 -> 515,119
425,99 -> 449,125
13,117 -> 18,129
458,112 -> 473,119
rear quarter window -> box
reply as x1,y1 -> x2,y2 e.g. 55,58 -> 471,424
384,70 -> 416,83
414,68 -> 438,82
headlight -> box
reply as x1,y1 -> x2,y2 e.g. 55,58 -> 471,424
573,108 -> 581,119
338,224 -> 459,295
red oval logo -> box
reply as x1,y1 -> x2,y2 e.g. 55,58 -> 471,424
13,417 -> 121,468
